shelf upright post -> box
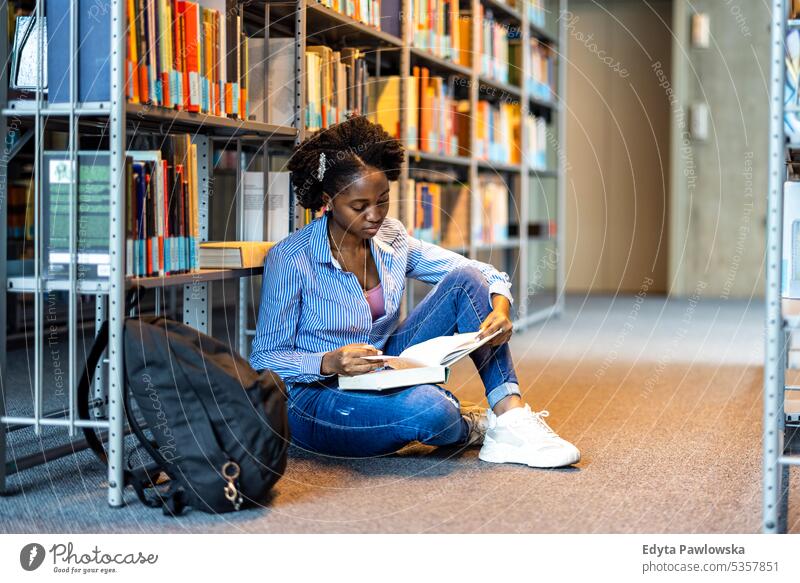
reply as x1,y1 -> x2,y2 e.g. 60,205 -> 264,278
67,0 -> 80,439
400,0 -> 411,320
32,0 -> 45,440
555,0 -> 567,317
184,136 -> 211,335
255,0 -> 273,353
249,141 -> 272,354
518,3 -> 530,329
237,138 -> 248,355
469,0 -> 480,264
94,297 -> 108,421
764,0 -> 788,533
107,0 -> 128,506
293,0 -> 306,231
0,0 -> 8,495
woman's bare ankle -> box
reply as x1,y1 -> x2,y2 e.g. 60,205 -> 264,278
492,394 -> 524,416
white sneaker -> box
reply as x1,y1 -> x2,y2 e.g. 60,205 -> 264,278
460,403 -> 490,446
478,404 -> 580,468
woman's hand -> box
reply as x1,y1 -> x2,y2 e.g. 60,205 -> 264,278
321,343 -> 387,376
477,295 -> 513,347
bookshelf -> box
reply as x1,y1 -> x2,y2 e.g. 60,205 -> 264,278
394,0 -> 565,326
0,0 -> 301,505
282,0 -> 565,328
764,0 -> 798,534
0,0 -> 565,505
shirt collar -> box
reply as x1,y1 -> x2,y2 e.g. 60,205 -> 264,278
309,210 -> 396,264
308,211 -> 333,264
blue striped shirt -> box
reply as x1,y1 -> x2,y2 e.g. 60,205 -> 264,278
249,211 -> 513,389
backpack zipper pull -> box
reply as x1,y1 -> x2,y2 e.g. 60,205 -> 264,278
222,461 -> 243,510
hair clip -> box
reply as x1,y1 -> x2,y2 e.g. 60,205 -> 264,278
317,152 -> 326,181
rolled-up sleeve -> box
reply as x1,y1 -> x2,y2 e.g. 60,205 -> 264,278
405,235 -> 514,308
249,249 -> 334,384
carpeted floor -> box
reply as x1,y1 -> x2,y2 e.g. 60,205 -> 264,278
2,294 -> 795,533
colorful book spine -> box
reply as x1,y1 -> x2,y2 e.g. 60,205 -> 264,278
525,114 -> 548,171
479,6 -> 512,85
310,47 -> 370,132
527,0 -> 546,28
476,100 -> 521,166
472,175 -> 509,245
529,38 -> 555,101
126,135 -> 199,277
409,0 -> 464,63
125,0 -> 249,119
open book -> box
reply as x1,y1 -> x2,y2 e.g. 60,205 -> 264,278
338,329 -> 502,391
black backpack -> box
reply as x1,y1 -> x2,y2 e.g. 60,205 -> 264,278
78,308 -> 290,516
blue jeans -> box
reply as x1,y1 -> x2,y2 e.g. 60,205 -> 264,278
287,266 -> 521,457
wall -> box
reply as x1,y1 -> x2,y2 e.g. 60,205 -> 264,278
564,0 -> 672,294
668,1 -> 769,299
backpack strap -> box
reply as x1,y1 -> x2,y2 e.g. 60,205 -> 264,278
77,320 -> 111,464
77,288 -> 191,515
125,466 -> 187,515
78,286 -> 146,463
161,482 -> 188,516
125,468 -> 166,508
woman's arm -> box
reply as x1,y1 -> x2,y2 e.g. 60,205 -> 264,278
405,235 -> 514,308
249,248 -> 334,383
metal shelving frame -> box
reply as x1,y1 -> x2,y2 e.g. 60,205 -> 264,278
0,0 -> 565,506
0,0 -> 300,505
396,0 -> 566,329
765,0 -> 798,534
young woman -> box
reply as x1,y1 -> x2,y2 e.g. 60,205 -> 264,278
250,116 -> 579,468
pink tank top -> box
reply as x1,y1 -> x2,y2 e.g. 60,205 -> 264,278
364,282 -> 385,320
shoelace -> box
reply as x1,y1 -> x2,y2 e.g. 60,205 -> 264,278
509,406 -> 558,438
460,408 -> 488,446
463,408 -> 487,431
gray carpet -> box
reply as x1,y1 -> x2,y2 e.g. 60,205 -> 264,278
2,294 -> 795,533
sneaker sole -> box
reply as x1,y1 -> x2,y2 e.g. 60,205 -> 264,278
478,442 -> 580,468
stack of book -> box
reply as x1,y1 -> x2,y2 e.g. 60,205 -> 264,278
367,68 -> 467,155
46,0 -> 294,121
529,38 -> 555,102
123,0 -> 256,119
125,135 -> 201,277
386,179 -> 469,249
315,0 -> 402,37
525,114 -> 548,171
475,100 -> 521,166
408,67 -> 469,156
413,181 -> 442,244
478,6 -> 515,85
440,182 -> 470,249
472,175 -> 510,245
366,76 -> 403,141
307,46 -> 370,131
411,0 -> 470,65
199,241 -> 275,268
527,0 -> 546,29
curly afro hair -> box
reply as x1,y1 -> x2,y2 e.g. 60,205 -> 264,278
287,115 -> 405,211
